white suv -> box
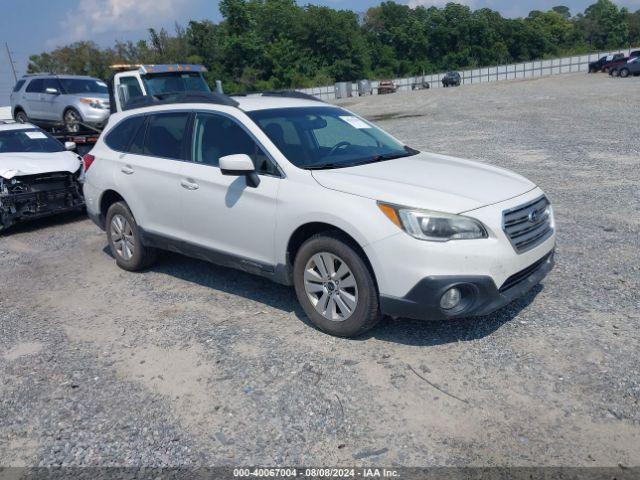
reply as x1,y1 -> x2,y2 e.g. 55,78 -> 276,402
83,92 -> 555,337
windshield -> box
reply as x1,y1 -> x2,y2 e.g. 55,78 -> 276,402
0,129 -> 64,154
142,72 -> 210,95
248,107 -> 417,169
60,78 -> 108,95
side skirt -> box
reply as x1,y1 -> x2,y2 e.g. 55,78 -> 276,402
138,228 -> 291,285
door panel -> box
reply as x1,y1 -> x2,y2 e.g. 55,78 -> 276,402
112,111 -> 191,239
114,153 -> 186,238
40,79 -> 61,121
179,164 -> 280,265
180,112 -> 281,266
24,79 -> 44,119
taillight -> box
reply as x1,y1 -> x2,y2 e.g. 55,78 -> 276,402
83,154 -> 95,172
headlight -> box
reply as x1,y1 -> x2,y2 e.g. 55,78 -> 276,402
378,202 -> 488,241
79,98 -> 105,109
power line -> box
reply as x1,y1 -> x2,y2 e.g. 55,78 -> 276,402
5,43 -> 18,83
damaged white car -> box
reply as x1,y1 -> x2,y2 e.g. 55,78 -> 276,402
0,122 -> 84,232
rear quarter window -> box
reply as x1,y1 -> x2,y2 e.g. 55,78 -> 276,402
105,116 -> 146,152
13,80 -> 26,92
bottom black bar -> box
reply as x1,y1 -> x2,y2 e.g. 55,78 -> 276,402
0,467 -> 638,480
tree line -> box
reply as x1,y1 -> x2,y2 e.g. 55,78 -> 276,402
27,0 -> 640,93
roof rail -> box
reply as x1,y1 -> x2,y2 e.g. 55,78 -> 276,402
22,72 -> 56,77
261,90 -> 324,102
123,91 -> 239,111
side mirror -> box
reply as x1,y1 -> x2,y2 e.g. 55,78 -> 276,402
45,87 -> 59,95
219,154 -> 260,188
65,141 -> 77,151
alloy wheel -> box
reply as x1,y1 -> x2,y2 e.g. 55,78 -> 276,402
110,214 -> 135,261
64,110 -> 81,133
304,252 -> 358,322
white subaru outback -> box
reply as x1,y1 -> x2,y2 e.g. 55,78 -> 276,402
83,92 -> 555,337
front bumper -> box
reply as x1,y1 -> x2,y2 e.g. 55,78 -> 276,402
380,250 -> 554,320
0,178 -> 85,231
78,105 -> 110,127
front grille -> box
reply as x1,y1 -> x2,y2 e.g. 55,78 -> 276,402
503,195 -> 553,253
499,251 -> 553,293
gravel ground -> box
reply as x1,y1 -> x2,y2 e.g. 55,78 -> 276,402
1,73 -> 639,469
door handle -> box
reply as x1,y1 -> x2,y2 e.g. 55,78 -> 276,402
180,179 -> 199,191
120,166 -> 134,175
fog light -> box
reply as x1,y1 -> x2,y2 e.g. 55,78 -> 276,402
440,287 -> 462,310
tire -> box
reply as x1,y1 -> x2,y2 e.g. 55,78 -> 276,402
603,67 -> 610,74
63,108 -> 82,134
293,232 -> 382,337
14,110 -> 28,123
105,201 -> 157,271
620,68 -> 630,78
610,69 -> 619,77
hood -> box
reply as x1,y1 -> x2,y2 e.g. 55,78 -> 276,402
311,152 -> 536,214
0,151 -> 81,179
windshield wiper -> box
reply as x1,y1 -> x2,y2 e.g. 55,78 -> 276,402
356,147 -> 420,165
305,162 -> 348,170
306,147 -> 420,170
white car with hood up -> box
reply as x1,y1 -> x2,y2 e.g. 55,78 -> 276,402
0,122 -> 84,232
83,92 -> 555,337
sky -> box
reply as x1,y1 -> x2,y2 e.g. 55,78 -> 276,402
1,0 -> 640,105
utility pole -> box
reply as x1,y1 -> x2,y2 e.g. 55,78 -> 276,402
5,43 -> 18,83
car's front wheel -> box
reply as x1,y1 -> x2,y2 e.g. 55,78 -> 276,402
293,233 -> 382,337
63,108 -> 82,133
106,201 -> 157,271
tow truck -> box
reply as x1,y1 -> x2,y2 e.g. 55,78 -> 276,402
45,64 -> 211,154
109,64 -> 210,112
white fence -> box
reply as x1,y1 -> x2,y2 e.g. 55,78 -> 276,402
299,47 -> 639,101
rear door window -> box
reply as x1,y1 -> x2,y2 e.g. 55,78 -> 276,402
144,112 -> 190,160
128,117 -> 148,154
26,79 -> 44,93
105,115 -> 146,152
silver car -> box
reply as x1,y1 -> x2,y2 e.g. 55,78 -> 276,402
10,75 -> 110,133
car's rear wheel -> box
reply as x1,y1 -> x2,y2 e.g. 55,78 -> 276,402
293,233 -> 382,337
610,69 -> 619,77
15,110 -> 28,123
106,201 -> 157,271
63,108 -> 82,133
620,68 -> 630,78
603,67 -> 610,74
